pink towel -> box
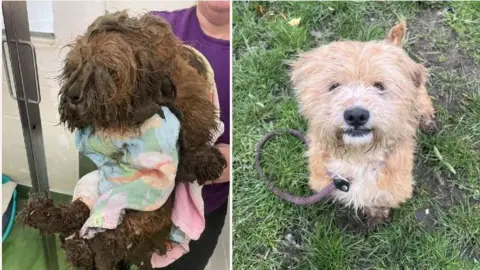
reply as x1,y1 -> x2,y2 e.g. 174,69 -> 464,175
151,181 -> 205,268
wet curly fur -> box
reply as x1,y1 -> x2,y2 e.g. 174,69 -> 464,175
19,11 -> 226,270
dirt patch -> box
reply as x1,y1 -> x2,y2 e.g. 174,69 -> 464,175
463,241 -> 480,262
407,9 -> 480,113
415,207 -> 436,228
408,8 -> 480,222
277,229 -> 307,269
412,158 -> 478,230
407,9 -> 479,76
333,207 -> 371,234
415,160 -> 469,203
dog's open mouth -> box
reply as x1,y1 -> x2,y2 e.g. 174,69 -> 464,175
344,128 -> 372,137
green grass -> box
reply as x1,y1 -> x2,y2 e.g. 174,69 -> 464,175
444,2 -> 480,62
232,2 -> 480,269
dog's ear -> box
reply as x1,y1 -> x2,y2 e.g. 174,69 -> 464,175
385,21 -> 407,47
160,76 -> 177,100
410,63 -> 428,88
289,49 -> 324,90
182,46 -> 208,78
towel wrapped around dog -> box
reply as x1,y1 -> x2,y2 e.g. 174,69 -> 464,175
72,45 -> 223,267
75,106 -> 180,239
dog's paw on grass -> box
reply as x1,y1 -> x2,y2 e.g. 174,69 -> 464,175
420,115 -> 441,135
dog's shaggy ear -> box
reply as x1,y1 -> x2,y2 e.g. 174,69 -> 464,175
182,46 -> 208,78
160,76 -> 177,100
411,63 -> 429,88
386,21 -> 407,47
289,50 -> 319,90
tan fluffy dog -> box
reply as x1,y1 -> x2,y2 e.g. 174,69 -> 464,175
290,22 -> 439,225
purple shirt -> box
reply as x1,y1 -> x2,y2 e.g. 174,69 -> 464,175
151,7 -> 230,215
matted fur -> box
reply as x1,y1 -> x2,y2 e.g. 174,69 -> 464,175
290,21 -> 439,225
20,11 -> 226,270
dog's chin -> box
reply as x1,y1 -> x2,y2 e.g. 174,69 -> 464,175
59,110 -> 88,132
342,128 -> 373,146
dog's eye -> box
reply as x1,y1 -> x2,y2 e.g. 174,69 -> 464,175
373,82 -> 386,92
329,83 -> 340,91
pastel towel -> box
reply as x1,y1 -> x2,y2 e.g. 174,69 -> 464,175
75,106 -> 180,239
150,181 -> 204,267
73,118 -> 223,266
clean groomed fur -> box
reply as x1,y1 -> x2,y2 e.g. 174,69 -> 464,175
290,22 -> 439,225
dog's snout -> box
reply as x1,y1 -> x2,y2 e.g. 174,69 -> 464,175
344,107 -> 370,127
69,94 -> 81,103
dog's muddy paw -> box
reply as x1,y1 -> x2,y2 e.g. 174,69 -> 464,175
195,147 -> 227,184
20,197 -> 89,235
362,207 -> 393,230
18,196 -> 56,231
63,236 -> 94,269
335,215 -> 367,233
420,115 -> 440,135
175,164 -> 197,183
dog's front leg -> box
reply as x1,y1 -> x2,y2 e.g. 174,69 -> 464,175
160,102 -> 199,183
365,145 -> 414,227
307,143 -> 331,192
88,232 -> 123,270
362,207 -> 393,228
62,235 -> 95,270
179,145 -> 226,185
417,85 -> 440,135
19,197 -> 90,237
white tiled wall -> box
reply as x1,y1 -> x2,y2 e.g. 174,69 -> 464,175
2,1 -> 229,269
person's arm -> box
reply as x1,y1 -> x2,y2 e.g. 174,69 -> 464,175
204,143 -> 230,184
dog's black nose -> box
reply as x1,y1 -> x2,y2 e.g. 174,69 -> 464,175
63,83 -> 83,104
344,107 -> 370,127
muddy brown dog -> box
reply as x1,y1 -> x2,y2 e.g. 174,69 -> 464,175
19,11 -> 226,270
290,21 -> 439,227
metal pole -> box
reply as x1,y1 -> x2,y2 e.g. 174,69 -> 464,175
2,1 -> 59,269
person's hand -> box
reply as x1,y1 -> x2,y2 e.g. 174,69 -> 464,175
204,143 -> 230,185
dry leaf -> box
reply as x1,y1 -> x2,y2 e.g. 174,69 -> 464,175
278,11 -> 287,20
256,5 -> 266,15
288,18 -> 301,27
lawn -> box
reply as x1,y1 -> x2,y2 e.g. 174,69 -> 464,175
232,1 -> 480,269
